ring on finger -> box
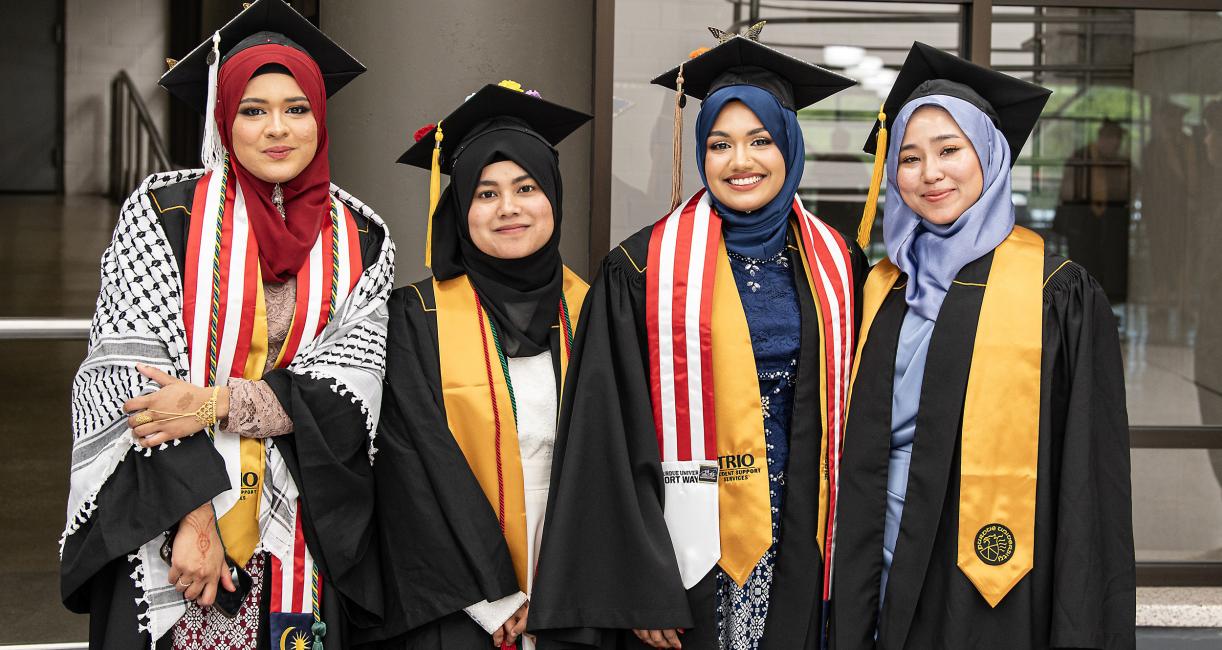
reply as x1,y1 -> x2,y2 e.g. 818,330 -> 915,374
132,411 -> 155,427
177,578 -> 193,587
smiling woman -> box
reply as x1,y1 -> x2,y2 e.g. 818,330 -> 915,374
229,70 -> 319,184
830,43 -> 1134,649
359,83 -> 592,649
60,2 -> 395,648
466,159 -> 556,260
894,105 -> 984,225
701,101 -> 787,214
693,82 -> 808,260
528,32 -> 868,650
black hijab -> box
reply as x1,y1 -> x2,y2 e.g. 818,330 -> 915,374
430,117 -> 564,358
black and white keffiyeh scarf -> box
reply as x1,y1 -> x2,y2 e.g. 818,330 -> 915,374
63,169 -> 394,641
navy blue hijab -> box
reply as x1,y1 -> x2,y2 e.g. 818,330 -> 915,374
695,85 -> 805,259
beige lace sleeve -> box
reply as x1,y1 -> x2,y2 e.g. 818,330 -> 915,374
218,278 -> 295,438
222,378 -> 292,438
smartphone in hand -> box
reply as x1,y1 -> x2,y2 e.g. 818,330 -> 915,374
212,559 -> 254,618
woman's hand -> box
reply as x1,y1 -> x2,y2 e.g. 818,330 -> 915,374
125,364 -> 229,447
168,502 -> 236,607
632,628 -> 683,649
492,600 -> 529,647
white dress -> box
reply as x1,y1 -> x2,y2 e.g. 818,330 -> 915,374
464,350 -> 557,649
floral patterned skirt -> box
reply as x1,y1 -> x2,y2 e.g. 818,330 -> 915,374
715,548 -> 777,650
171,553 -> 265,650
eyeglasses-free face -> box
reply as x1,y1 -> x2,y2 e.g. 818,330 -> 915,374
703,100 -> 788,213
895,105 -> 985,226
230,72 -> 319,184
466,159 -> 556,260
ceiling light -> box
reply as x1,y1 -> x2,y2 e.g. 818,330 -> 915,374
823,45 -> 865,68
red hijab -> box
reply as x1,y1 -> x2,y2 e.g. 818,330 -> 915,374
216,43 -> 330,283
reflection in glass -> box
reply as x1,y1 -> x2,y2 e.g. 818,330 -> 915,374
1052,118 -> 1130,303
1131,449 -> 1222,563
996,6 -> 1222,567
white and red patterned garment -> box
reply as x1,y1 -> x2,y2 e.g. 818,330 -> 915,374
172,276 -> 297,650
171,553 -> 265,650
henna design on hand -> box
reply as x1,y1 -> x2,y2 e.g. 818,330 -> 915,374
182,506 -> 215,556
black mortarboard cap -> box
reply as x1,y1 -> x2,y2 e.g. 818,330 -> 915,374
396,82 -> 591,268
159,0 -> 365,114
853,42 -> 1052,249
863,42 -> 1051,162
397,83 -> 592,173
651,36 -> 855,111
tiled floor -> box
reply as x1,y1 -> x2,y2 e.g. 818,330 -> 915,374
0,194 -> 115,318
0,191 -> 114,644
1,340 -> 90,644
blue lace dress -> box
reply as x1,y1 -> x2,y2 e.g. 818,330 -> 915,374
714,247 -> 801,650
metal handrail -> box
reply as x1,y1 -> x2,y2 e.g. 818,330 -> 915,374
0,318 -> 91,340
0,643 -> 88,649
109,70 -> 173,201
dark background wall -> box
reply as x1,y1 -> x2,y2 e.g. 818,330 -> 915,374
322,0 -> 596,284
0,1 -> 61,192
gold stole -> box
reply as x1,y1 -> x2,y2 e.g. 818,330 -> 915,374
435,267 -> 589,589
849,226 -> 1042,607
710,227 -> 844,586
217,271 -> 270,567
709,242 -> 771,585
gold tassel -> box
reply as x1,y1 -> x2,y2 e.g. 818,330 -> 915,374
425,121 -> 444,269
857,104 -> 888,249
670,63 -> 686,212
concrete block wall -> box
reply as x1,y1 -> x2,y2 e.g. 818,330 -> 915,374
64,0 -> 169,195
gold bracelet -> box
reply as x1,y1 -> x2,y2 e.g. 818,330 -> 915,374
194,386 -> 219,428
149,386 -> 220,428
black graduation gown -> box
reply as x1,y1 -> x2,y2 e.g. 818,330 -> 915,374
829,252 -> 1135,650
356,278 -> 570,649
60,177 -> 387,649
528,223 -> 867,649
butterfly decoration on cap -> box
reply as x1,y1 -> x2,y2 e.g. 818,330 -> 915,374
708,20 -> 767,43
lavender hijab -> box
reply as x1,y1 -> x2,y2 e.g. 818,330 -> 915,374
884,94 -> 1014,320
878,94 -> 1016,607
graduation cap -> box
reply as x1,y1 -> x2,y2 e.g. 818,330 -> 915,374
159,0 -> 365,114
651,23 -> 855,111
397,81 -> 592,268
862,42 -> 1050,161
855,42 -> 1052,248
650,23 -> 856,209
397,82 -> 591,172
159,0 -> 364,171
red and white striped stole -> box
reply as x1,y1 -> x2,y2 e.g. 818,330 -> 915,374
269,512 -> 321,618
790,195 -> 856,606
646,190 -> 720,469
182,166 -> 363,618
645,189 -> 855,594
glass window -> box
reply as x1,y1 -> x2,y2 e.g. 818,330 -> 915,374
995,6 -> 1222,568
